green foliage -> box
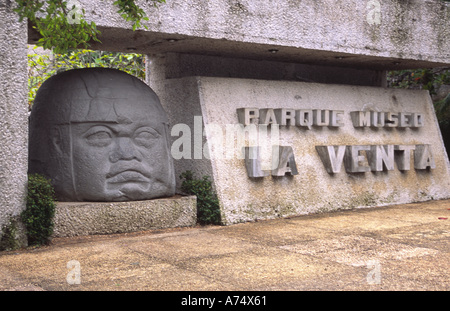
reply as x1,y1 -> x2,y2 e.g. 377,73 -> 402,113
15,0 -> 100,53
387,68 -> 450,96
180,171 -> 221,226
434,94 -> 450,154
435,94 -> 450,126
28,52 -> 54,109
388,67 -> 450,154
27,48 -> 146,109
22,174 -> 56,246
54,49 -> 146,79
14,0 -> 166,53
114,0 -> 165,31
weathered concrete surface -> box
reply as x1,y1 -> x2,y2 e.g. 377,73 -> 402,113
0,1 -> 28,245
45,0 -> 450,70
0,199 -> 449,292
155,76 -> 450,224
53,195 -> 197,237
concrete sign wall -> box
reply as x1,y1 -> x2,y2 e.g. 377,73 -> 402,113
160,76 -> 450,224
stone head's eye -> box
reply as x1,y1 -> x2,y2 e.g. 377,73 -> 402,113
85,130 -> 112,147
134,130 -> 159,148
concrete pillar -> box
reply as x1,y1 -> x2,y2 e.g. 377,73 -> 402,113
0,2 -> 29,249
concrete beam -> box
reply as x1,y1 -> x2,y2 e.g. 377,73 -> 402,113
28,0 -> 450,70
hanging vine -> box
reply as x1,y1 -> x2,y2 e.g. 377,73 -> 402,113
14,0 -> 166,53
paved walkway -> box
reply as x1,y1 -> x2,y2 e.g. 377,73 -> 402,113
0,199 -> 449,293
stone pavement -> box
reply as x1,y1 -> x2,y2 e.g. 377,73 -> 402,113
0,199 -> 449,293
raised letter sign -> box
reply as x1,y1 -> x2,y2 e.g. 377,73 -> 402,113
271,146 -> 299,176
414,144 -> 436,169
344,145 -> 371,173
260,109 -> 278,125
315,145 -> 346,174
351,111 -> 372,127
243,146 -> 270,178
394,145 -> 416,171
274,108 -> 296,126
237,108 -> 259,125
367,145 -> 395,171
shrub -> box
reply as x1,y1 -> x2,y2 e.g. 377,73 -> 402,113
180,171 -> 221,225
22,174 -> 56,246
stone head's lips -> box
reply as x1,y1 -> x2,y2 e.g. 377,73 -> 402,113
106,170 -> 150,184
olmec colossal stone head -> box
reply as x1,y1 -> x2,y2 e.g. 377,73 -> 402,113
29,68 -> 176,202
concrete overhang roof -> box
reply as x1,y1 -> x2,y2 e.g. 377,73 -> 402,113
28,0 -> 450,71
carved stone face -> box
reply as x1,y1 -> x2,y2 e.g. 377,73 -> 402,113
29,68 -> 175,202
